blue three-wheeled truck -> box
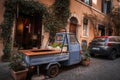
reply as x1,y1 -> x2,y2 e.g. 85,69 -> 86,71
20,32 -> 82,77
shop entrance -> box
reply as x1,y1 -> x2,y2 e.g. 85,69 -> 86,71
15,14 -> 42,49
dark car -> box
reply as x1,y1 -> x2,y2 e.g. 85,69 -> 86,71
88,36 -> 120,60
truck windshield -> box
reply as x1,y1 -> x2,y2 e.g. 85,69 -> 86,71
56,34 -> 63,41
70,34 -> 78,44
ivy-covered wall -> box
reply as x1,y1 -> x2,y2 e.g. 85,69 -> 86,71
0,0 -> 70,60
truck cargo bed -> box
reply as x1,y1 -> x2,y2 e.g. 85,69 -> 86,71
20,49 -> 69,66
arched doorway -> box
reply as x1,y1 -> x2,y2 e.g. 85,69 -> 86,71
69,17 -> 78,33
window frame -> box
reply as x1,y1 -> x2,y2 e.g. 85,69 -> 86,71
81,0 -> 92,6
82,17 -> 89,37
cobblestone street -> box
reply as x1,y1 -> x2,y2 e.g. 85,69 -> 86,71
0,57 -> 120,80
48,57 -> 120,80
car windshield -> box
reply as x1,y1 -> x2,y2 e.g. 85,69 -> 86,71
92,37 -> 107,42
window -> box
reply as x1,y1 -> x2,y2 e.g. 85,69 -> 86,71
109,38 -> 117,42
83,17 -> 89,37
98,24 -> 105,36
102,0 -> 112,14
109,37 -> 120,42
81,0 -> 92,6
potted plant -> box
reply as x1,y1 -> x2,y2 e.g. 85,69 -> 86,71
81,49 -> 91,66
9,51 -> 28,80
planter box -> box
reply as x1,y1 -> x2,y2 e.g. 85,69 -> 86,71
10,69 -> 28,80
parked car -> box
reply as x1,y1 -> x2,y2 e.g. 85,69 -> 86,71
88,36 -> 120,60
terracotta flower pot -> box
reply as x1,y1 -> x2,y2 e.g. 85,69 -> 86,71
82,58 -> 90,66
10,69 -> 28,80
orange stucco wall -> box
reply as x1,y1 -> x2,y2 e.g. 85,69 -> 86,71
113,0 -> 120,6
0,0 -> 119,53
38,0 -> 55,7
69,0 -> 105,46
92,0 -> 102,11
0,0 -> 5,24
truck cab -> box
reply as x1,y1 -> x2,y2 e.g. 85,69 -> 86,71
55,32 -> 82,65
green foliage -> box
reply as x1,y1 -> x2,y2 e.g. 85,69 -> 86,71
0,1 -> 15,58
0,0 -> 47,58
53,0 -> 70,22
9,52 -> 25,72
1,0 -> 70,58
50,42 -> 62,48
105,7 -> 120,36
3,41 -> 12,56
82,49 -> 91,60
43,0 -> 70,34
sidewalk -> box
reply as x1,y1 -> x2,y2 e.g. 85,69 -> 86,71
0,62 -> 13,80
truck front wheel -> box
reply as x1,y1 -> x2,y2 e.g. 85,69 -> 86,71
47,65 -> 59,78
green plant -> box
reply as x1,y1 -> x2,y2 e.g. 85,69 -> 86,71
50,42 -> 62,48
43,0 -> 70,34
82,49 -> 91,61
9,52 -> 25,72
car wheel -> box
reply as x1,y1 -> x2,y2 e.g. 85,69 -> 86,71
109,50 -> 117,60
47,65 -> 59,78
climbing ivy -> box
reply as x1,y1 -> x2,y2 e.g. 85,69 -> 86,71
44,0 -> 70,32
0,0 -> 70,60
43,0 -> 70,40
0,0 -> 47,60
0,1 -> 15,59
53,0 -> 70,26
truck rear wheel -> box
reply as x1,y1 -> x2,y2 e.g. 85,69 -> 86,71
47,65 -> 59,78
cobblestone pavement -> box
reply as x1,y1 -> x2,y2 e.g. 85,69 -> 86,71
0,57 -> 120,80
0,62 -> 13,80
48,57 -> 120,80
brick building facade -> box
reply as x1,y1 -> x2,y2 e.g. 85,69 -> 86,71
0,0 -> 119,59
